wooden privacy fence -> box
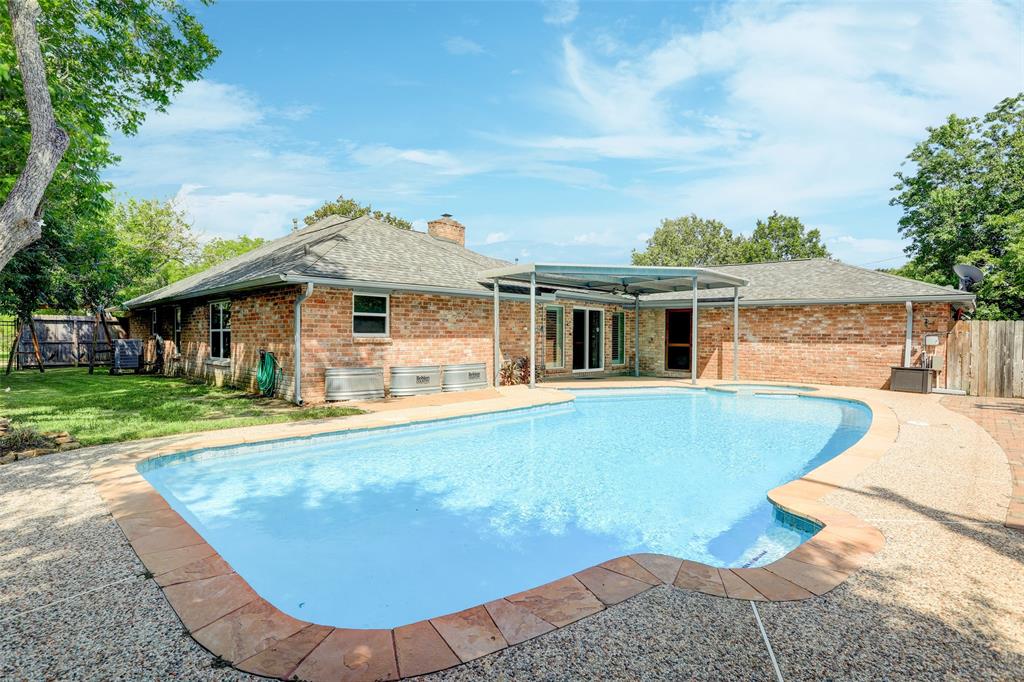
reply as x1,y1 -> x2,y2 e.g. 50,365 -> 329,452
13,315 -> 126,370
947,320 -> 1024,398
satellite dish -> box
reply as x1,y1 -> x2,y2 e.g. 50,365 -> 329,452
953,263 -> 984,291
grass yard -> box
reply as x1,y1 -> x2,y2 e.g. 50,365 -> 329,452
0,367 -> 362,446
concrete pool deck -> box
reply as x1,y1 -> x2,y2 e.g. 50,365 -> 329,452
1,381 -> 1022,679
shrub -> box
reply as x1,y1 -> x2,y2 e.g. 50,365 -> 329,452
499,357 -> 534,386
0,427 -> 52,454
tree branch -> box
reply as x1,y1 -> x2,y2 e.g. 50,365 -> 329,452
0,0 -> 70,272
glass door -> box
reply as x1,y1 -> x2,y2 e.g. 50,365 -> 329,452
572,308 -> 604,371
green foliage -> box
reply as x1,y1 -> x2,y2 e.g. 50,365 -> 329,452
0,368 -> 362,446
0,198 -> 270,315
891,94 -> 1024,319
632,214 -> 743,266
739,212 -> 831,262
304,194 -> 413,230
632,212 -> 830,266
0,0 -> 217,268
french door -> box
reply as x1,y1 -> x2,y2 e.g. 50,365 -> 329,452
572,308 -> 603,371
665,309 -> 692,371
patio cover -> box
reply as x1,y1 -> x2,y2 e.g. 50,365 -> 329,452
479,263 -> 749,387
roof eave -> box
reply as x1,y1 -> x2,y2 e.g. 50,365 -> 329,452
122,274 -> 289,309
639,293 -> 977,308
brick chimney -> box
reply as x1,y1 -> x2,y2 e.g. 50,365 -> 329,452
427,213 -> 466,247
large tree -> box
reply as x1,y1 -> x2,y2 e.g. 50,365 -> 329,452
740,212 -> 830,262
632,212 -> 830,266
0,0 -> 218,271
891,94 -> 1023,319
632,214 -> 742,266
304,194 -> 413,230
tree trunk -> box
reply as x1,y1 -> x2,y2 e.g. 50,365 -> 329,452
99,307 -> 116,367
6,323 -> 21,375
27,317 -> 44,372
88,307 -> 98,374
0,0 -> 70,273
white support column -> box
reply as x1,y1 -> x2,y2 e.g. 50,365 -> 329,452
634,294 -> 640,377
529,271 -> 536,388
691,276 -> 698,385
493,278 -> 500,387
732,285 -> 739,381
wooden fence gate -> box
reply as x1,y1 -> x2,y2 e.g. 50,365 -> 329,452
947,320 -> 1024,398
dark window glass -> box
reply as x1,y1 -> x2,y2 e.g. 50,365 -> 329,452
210,332 -> 221,359
210,304 -> 218,329
222,331 -> 231,358
220,303 -> 231,329
354,295 -> 387,314
572,309 -> 585,369
588,310 -> 602,369
353,316 -> 387,335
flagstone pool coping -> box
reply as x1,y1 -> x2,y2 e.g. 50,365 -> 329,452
90,380 -> 896,682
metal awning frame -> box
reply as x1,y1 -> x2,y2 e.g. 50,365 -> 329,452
483,263 -> 747,389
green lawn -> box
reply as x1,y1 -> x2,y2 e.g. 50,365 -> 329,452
0,367 -> 362,446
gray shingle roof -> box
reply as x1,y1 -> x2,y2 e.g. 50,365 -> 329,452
123,215 -> 508,308
124,217 -> 971,309
642,258 -> 972,305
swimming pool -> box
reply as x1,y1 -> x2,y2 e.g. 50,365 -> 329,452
141,388 -> 870,629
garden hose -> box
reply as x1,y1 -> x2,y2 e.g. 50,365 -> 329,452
256,350 -> 280,397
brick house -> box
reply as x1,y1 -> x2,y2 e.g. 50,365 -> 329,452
123,214 -> 974,402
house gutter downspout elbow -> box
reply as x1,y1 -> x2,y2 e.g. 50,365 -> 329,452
904,300 -> 913,367
294,282 -> 314,405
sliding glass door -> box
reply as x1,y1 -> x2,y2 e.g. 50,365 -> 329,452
572,308 -> 604,371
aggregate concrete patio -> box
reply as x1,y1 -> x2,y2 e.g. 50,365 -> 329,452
1,382 -> 1022,680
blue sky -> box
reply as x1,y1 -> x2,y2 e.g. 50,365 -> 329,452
107,0 -> 1023,267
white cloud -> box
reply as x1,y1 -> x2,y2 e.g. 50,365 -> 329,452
444,36 -> 484,55
347,144 -> 480,176
537,0 -> 1021,234
139,81 -> 263,136
173,185 -> 317,240
484,232 -> 510,244
828,234 -> 909,266
543,0 -> 579,26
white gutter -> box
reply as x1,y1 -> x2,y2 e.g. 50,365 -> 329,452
904,300 -> 913,367
639,294 -> 975,309
280,275 -> 556,302
293,282 -> 314,405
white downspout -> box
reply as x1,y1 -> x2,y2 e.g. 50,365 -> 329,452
529,271 -> 536,388
293,282 -> 314,405
904,300 -> 913,367
634,294 -> 641,377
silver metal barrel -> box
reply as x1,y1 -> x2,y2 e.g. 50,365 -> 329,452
389,365 -> 442,396
441,362 -> 487,392
325,367 -> 384,401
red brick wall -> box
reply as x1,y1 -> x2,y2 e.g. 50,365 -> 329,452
639,302 -> 953,389
128,289 -> 954,398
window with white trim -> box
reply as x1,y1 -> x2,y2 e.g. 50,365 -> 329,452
545,305 -> 564,368
150,309 -> 157,336
173,306 -> 182,350
353,293 -> 389,337
209,301 -> 231,359
611,311 -> 625,364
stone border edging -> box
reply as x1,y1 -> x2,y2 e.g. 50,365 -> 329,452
90,380 -> 895,681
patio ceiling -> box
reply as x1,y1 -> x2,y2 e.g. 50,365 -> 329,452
478,263 -> 748,296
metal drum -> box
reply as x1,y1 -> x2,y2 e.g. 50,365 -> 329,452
389,365 -> 442,396
442,362 -> 488,392
325,367 -> 384,401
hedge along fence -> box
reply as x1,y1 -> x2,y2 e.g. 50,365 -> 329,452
947,320 -> 1024,398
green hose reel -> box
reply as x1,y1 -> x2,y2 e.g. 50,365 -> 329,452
257,350 -> 281,397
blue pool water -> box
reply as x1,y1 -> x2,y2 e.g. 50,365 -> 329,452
142,388 -> 870,628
